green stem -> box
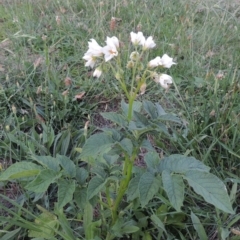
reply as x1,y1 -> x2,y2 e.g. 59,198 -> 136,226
106,185 -> 112,209
127,96 -> 134,121
108,62 -> 130,99
111,151 -> 136,226
112,160 -> 133,224
127,69 -> 149,121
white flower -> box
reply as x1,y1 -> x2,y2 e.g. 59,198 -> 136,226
83,52 -> 96,68
103,36 -> 119,62
161,54 -> 176,68
148,56 -> 162,68
83,39 -> 103,68
157,74 -> 173,89
141,36 -> 156,50
130,32 -> 145,45
93,67 -> 102,78
108,36 -> 119,48
87,39 -> 103,57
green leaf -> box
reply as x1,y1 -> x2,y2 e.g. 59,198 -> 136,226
56,154 -> 76,178
191,211 -> 208,240
133,111 -> 149,127
100,112 -> 127,127
139,172 -> 159,207
42,124 -> 55,148
53,130 -> 71,157
129,121 -> 153,139
127,175 -> 141,201
121,225 -> 139,234
57,179 -> 75,209
103,154 -> 119,165
144,152 -> 161,172
76,167 -> 89,185
28,210 -> 58,239
221,227 -> 230,240
55,208 -> 75,240
157,113 -> 182,124
155,103 -> 166,116
143,100 -> 158,119
102,128 -> 122,142
158,155 -> 210,174
141,139 -> 155,152
151,121 -> 170,136
184,170 -> 234,214
121,99 -> 142,116
6,132 -> 30,153
150,214 -> 166,233
60,130 -> 71,155
74,187 -> 87,209
162,170 -> 184,212
25,169 -> 60,193
32,155 -> 60,172
83,202 -> 93,239
0,162 -> 42,181
87,176 -> 106,200
91,164 -> 107,179
86,220 -> 102,239
118,138 -> 133,156
81,132 -> 115,162
1,227 -> 21,240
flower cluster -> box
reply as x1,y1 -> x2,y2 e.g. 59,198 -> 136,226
82,36 -> 119,77
130,32 -> 156,50
83,31 -> 176,90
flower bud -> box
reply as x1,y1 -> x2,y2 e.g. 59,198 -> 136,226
56,15 -> 61,25
115,69 -> 124,80
130,51 -> 139,61
12,105 -> 17,114
140,83 -> 147,95
84,120 -> 90,137
126,61 -> 134,69
42,35 -> 47,41
93,67 -> 102,78
36,85 -> 42,94
137,62 -> 144,71
136,75 -> 141,81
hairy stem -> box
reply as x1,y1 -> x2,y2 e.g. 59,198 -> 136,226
127,96 -> 134,121
111,150 -> 136,226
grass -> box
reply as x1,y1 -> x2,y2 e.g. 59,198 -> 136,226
0,0 -> 240,239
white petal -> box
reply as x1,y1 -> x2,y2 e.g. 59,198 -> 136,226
83,52 -> 96,68
148,56 -> 162,68
87,39 -> 103,57
110,36 -> 119,48
103,44 -> 118,62
130,32 -> 136,42
93,68 -> 102,78
161,54 -> 176,68
158,74 -> 173,89
130,31 -> 145,45
142,36 -> 156,49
